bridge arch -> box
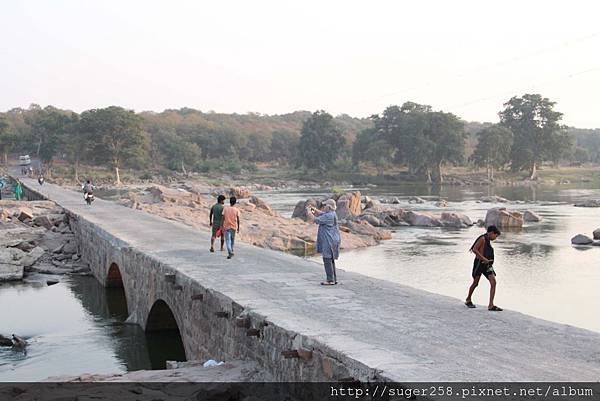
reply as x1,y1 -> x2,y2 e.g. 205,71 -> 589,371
105,262 -> 128,318
145,299 -> 187,367
106,262 -> 124,288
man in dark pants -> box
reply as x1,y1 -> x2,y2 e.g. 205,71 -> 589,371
209,195 -> 226,252
465,225 -> 502,311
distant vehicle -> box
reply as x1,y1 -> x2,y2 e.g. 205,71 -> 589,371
18,155 -> 31,166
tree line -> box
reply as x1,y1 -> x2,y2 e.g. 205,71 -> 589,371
0,94 -> 596,184
350,94 -> 578,182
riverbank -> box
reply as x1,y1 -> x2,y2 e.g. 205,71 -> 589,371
32,162 -> 600,191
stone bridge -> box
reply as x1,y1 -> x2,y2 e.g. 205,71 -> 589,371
13,176 -> 600,381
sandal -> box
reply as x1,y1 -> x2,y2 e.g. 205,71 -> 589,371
320,281 -> 336,286
488,306 -> 503,311
465,301 -> 476,308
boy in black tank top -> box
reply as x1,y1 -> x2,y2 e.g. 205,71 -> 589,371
465,225 -> 502,311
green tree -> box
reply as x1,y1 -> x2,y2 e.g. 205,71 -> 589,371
297,111 -> 346,172
270,130 -> 298,164
369,103 -> 465,183
82,106 -> 146,185
499,94 -> 569,179
364,139 -> 394,176
156,130 -> 201,174
572,146 -> 590,164
26,106 -> 72,176
63,114 -> 89,182
471,125 -> 514,180
0,118 -> 17,166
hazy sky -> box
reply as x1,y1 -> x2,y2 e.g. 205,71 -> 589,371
2,0 -> 600,127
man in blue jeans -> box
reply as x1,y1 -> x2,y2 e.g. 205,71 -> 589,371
221,196 -> 241,259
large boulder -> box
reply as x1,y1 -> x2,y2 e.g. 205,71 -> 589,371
405,211 -> 442,227
593,228 -> 600,240
440,212 -> 473,228
249,196 -> 276,216
484,207 -> 523,228
229,187 -> 252,199
336,192 -> 362,220
291,199 -> 320,221
364,199 -> 383,212
571,234 -> 594,245
342,221 -> 392,241
523,210 -> 542,222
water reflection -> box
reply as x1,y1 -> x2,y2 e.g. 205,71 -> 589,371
0,275 -> 186,381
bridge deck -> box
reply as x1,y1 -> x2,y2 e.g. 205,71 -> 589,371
18,177 -> 600,381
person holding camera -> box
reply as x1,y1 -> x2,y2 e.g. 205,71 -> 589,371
307,199 -> 341,285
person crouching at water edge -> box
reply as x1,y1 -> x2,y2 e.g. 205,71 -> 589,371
307,199 -> 341,286
222,196 -> 241,259
465,225 -> 502,311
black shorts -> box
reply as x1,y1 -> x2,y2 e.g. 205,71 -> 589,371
472,259 -> 496,279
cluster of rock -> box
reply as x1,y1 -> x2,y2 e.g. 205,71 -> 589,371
293,193 -> 475,229
119,185 -> 389,255
571,229 -> 600,246
0,200 -> 89,282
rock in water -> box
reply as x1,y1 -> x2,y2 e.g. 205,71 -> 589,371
571,234 -> 594,245
523,210 -> 542,222
484,207 -> 523,228
12,334 -> 27,349
594,228 -> 600,240
480,195 -> 510,203
435,199 -> 449,208
408,196 -> 426,204
405,211 -> 442,227
574,199 -> 600,208
0,335 -> 12,347
440,212 -> 473,228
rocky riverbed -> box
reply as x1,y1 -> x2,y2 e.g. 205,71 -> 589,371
0,200 -> 91,282
116,185 -> 392,254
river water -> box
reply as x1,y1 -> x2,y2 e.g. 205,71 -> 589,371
257,183 -> 600,334
1,182 -> 599,380
0,275 -> 185,381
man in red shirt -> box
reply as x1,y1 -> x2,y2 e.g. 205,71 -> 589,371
221,196 -> 241,259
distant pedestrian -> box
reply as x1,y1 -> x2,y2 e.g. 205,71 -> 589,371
209,195 -> 226,252
38,175 -> 44,186
221,196 -> 241,259
308,199 -> 341,285
465,225 -> 502,311
14,180 -> 23,201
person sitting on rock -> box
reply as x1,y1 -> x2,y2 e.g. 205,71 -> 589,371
308,199 -> 341,286
209,195 -> 226,253
465,225 -> 502,311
